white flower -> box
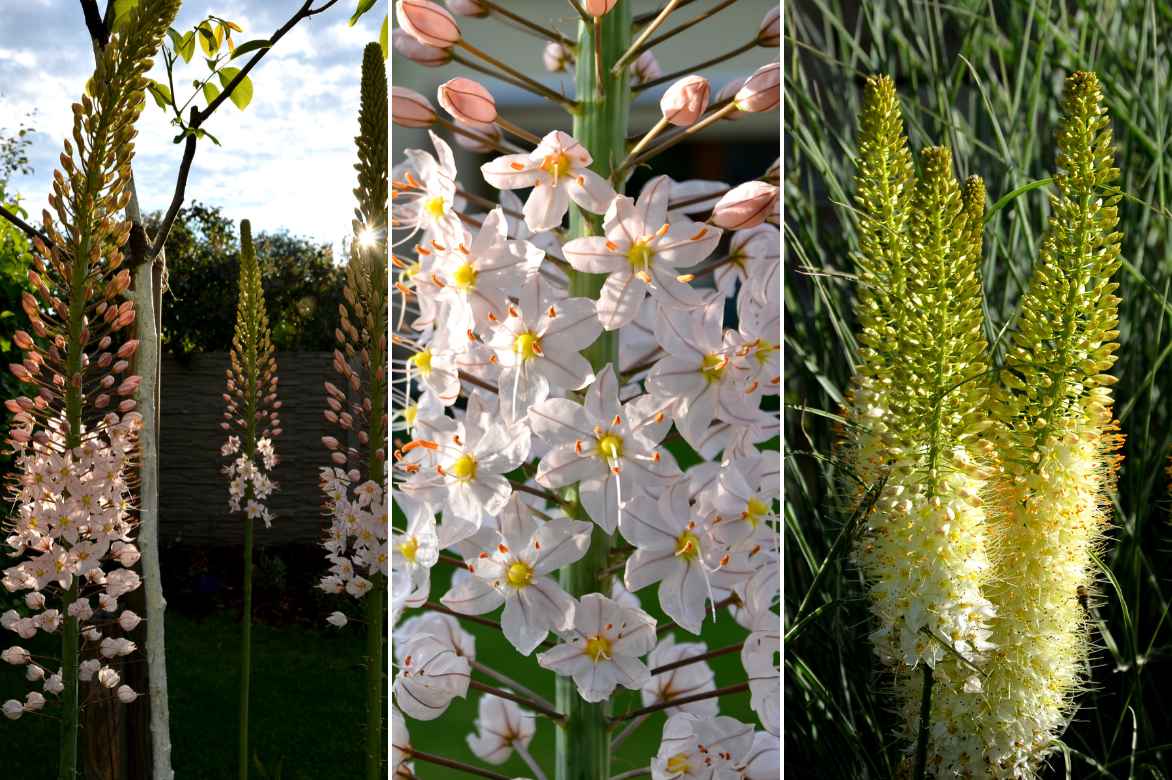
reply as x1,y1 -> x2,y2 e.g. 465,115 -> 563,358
481,130 -> 616,232
647,302 -> 762,450
395,612 -> 477,667
2,699 -> 21,720
537,593 -> 655,702
741,611 -> 779,736
735,732 -> 780,780
393,634 -> 470,720
641,635 -> 718,717
405,413 -> 530,533
561,175 -> 719,330
116,685 -> 138,704
442,495 -> 589,654
651,713 -> 755,779
1,646 -> 30,665
391,705 -> 413,778
397,130 -> 465,245
486,279 -> 602,424
529,365 -> 678,533
390,496 -> 439,597
466,693 -> 535,764
326,611 -> 348,628
23,691 -> 45,712
705,450 -> 780,549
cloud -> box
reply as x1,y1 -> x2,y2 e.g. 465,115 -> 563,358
0,1 -> 383,253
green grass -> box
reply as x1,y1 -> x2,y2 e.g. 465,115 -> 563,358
786,1 -> 1172,777
0,611 -> 369,779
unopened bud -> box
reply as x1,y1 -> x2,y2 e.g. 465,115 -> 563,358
733,62 -> 779,113
584,0 -> 617,16
660,75 -> 710,126
630,50 -> 661,86
446,0 -> 489,16
438,77 -> 497,124
710,181 -> 778,230
392,87 -> 437,129
543,41 -> 574,73
392,28 -> 452,67
452,119 -> 501,152
396,0 -> 461,49
758,7 -> 780,47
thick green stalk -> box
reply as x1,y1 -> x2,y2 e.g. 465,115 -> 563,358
58,583 -> 80,780
365,576 -> 385,780
239,512 -> 254,780
557,4 -> 630,780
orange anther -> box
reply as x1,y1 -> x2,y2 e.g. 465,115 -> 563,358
510,162 -> 525,171
690,227 -> 708,241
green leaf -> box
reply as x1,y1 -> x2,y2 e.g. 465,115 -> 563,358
147,80 -> 173,110
197,22 -> 219,57
379,15 -> 389,60
177,30 -> 196,62
349,0 -> 377,26
231,39 -> 272,60
202,80 -> 221,106
217,68 -> 253,111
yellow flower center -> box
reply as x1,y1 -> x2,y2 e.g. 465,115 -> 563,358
424,195 -> 447,219
506,561 -> 533,588
513,332 -> 541,361
626,241 -> 654,272
596,433 -> 624,461
541,152 -> 572,181
666,754 -> 691,774
744,497 -> 769,528
448,453 -> 477,481
451,262 -> 478,291
411,349 -> 433,376
754,339 -> 777,365
584,634 -> 611,662
404,261 -> 421,280
403,404 -> 418,428
399,537 -> 419,562
701,353 -> 726,381
675,531 -> 701,560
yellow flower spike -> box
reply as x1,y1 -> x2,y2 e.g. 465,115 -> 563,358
846,76 -> 998,774
947,71 -> 1125,778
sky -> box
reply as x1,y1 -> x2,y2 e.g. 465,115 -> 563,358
0,0 -> 383,254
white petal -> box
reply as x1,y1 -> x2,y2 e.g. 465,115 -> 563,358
524,181 -> 571,233
481,154 -> 542,189
566,168 -> 616,214
562,236 -> 628,274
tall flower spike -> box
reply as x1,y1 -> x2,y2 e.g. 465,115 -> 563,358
847,75 -> 996,754
222,219 -> 280,779
321,42 -> 389,780
939,70 -> 1124,778
0,0 -> 180,774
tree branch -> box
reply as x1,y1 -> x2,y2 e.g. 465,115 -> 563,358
0,203 -> 48,244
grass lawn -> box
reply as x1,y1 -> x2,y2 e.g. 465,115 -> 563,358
0,610 -> 370,779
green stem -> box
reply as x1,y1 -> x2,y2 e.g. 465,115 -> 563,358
557,6 -> 629,780
365,577 -> 386,780
57,582 -> 79,780
239,513 -> 253,780
914,665 -> 934,780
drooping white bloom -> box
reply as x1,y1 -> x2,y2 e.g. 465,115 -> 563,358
442,495 -> 589,654
394,611 -> 477,662
481,130 -> 616,232
651,713 -> 755,780
641,635 -> 718,717
735,732 -> 780,779
561,176 -> 720,330
537,593 -> 656,702
391,705 -> 414,778
393,633 -> 471,721
466,693 -> 536,765
741,611 -> 779,736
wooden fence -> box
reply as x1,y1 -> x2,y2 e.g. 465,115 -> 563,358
159,351 -> 332,547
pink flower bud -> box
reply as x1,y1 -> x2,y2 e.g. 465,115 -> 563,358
758,7 -> 779,47
452,119 -> 501,152
116,685 -> 138,704
395,0 -> 461,49
733,62 -> 779,113
710,181 -> 778,230
446,0 -> 489,16
392,87 -> 437,129
438,77 -> 497,124
392,28 -> 452,67
584,0 -> 617,16
24,593 -> 44,610
630,50 -> 661,85
660,75 -> 710,126
23,692 -> 45,712
118,611 -> 142,632
543,41 -> 573,72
